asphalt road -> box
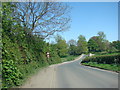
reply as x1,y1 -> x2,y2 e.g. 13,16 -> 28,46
55,54 -> 118,88
21,54 -> 118,88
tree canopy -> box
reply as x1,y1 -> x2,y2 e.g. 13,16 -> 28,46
55,34 -> 68,57
77,35 -> 88,54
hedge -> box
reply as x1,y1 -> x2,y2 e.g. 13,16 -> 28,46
81,54 -> 120,64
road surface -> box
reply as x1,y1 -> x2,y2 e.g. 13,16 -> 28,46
21,54 -> 118,88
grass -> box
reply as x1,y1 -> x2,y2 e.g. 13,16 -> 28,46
82,62 -> 120,72
61,55 -> 79,62
10,61 -> 49,88
82,52 -> 120,72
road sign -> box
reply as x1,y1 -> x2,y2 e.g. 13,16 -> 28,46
46,52 -> 50,58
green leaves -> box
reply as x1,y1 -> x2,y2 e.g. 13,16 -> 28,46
1,2 -> 66,88
55,35 -> 68,57
81,54 -> 120,64
77,35 -> 88,54
2,59 -> 23,88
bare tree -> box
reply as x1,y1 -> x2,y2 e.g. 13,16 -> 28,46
12,2 -> 71,38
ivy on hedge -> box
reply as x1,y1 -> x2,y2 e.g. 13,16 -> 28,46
2,59 -> 23,88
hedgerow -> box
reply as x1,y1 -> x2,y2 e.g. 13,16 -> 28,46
1,3 -> 61,88
2,32 -> 61,88
81,54 -> 120,64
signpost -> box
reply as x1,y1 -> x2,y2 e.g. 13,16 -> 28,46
46,52 -> 50,58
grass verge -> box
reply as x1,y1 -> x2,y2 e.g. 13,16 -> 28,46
82,62 -> 120,72
61,55 -> 79,62
14,62 -> 49,88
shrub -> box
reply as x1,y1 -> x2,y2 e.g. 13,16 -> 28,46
2,59 -> 23,88
81,54 -> 120,64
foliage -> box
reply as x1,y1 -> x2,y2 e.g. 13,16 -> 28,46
1,2 -> 120,88
55,34 -> 68,57
81,54 -> 120,64
88,32 -> 112,53
77,35 -> 88,54
68,45 -> 78,55
49,44 -> 62,64
2,59 -> 23,88
82,53 -> 120,72
111,40 -> 120,51
82,62 -> 120,72
88,37 -> 99,52
97,31 -> 106,42
1,2 -> 67,88
68,39 -> 77,46
2,30 -> 48,88
68,39 -> 78,55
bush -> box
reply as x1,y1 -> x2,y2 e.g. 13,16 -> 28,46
2,59 -> 23,88
81,54 -> 120,64
2,32 -> 62,88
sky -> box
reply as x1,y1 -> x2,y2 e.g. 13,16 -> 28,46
50,2 -> 118,43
